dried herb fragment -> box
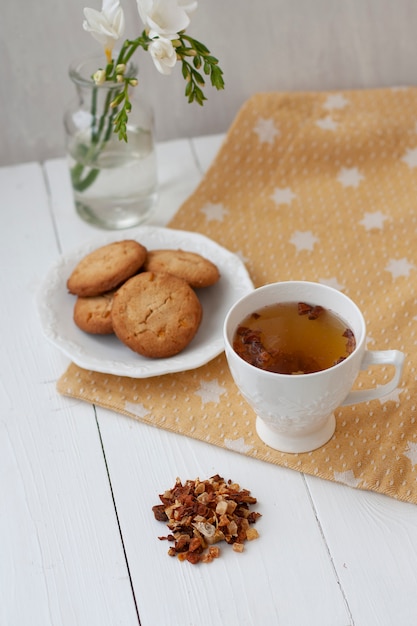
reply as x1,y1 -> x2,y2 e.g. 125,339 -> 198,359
297,302 -> 324,320
297,302 -> 313,316
152,475 -> 261,564
343,327 -> 356,354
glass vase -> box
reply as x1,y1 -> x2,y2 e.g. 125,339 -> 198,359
64,56 -> 158,230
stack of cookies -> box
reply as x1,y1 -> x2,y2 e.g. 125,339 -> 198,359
66,240 -> 220,359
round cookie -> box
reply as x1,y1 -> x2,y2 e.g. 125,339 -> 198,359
143,249 -> 220,288
112,272 -> 203,358
73,291 -> 115,335
67,240 -> 147,297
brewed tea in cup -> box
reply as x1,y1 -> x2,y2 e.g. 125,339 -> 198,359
233,301 -> 356,375
223,281 -> 405,453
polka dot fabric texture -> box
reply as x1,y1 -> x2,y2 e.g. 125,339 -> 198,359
58,88 -> 417,504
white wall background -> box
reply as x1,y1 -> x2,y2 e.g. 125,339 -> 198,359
2,0 -> 417,166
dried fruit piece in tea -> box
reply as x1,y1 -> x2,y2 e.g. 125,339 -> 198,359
152,475 -> 261,564
297,302 -> 324,320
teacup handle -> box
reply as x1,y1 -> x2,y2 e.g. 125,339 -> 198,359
342,349 -> 405,406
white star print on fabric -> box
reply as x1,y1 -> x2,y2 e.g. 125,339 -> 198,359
365,334 -> 375,347
333,470 -> 361,488
337,167 -> 364,188
404,442 -> 417,466
200,202 -> 228,222
224,437 -> 253,454
401,147 -> 417,168
319,277 -> 344,290
359,211 -> 388,230
316,116 -> 338,131
194,379 -> 226,405
385,258 -> 415,279
253,117 -> 280,144
378,386 -> 403,405
290,230 -> 318,252
271,186 -> 296,205
323,94 -> 349,110
124,402 -> 150,418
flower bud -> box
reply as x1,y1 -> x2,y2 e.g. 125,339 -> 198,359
93,69 -> 106,85
129,78 -> 138,86
110,92 -> 124,108
116,63 -> 126,74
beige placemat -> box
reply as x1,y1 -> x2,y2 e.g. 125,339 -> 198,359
58,88 -> 417,504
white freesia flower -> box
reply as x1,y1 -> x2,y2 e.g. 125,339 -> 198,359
73,0 -> 222,157
148,37 -> 177,74
178,0 -> 198,15
136,0 -> 190,38
83,0 -> 125,61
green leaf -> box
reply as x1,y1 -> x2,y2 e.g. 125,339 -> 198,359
185,80 -> 193,97
191,69 -> 205,86
205,55 -> 219,65
181,62 -> 191,80
188,37 -> 209,55
113,106 -> 129,142
194,85 -> 206,106
210,65 -> 225,90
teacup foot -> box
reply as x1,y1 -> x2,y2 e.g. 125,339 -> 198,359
255,414 -> 336,454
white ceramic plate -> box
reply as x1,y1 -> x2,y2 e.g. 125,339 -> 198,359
37,226 -> 254,377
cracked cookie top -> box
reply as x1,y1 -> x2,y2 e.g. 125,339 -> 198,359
111,271 -> 203,358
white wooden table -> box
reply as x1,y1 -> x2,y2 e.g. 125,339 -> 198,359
3,134 -> 417,626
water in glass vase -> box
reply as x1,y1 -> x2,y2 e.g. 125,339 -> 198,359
68,125 -> 158,230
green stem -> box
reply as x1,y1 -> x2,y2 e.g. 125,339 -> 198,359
71,85 -> 121,192
95,88 -> 116,143
70,35 -> 150,193
116,34 -> 150,67
91,85 -> 98,139
71,162 -> 100,192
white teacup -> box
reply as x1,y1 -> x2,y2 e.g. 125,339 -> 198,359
223,281 -> 405,453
